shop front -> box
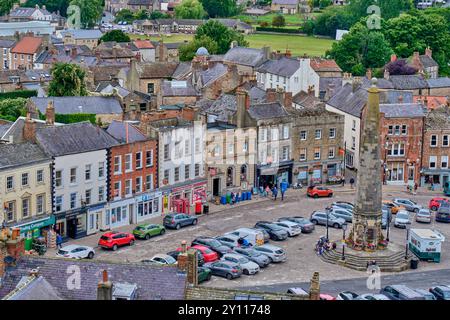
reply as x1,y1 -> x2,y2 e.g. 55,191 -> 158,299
105,198 -> 134,231
162,179 -> 208,214
87,203 -> 105,235
257,161 -> 293,188
386,162 -> 406,185
421,169 -> 450,190
55,208 -> 87,240
14,214 -> 56,239
136,191 -> 162,223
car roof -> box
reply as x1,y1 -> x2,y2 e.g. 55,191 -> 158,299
219,234 -> 240,239
223,253 -> 244,259
288,287 -> 308,294
388,285 -> 424,298
152,254 -> 172,259
191,244 -> 209,250
259,244 -> 281,250
275,220 -> 297,226
61,244 -> 87,250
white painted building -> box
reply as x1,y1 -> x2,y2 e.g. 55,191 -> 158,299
256,56 -> 302,95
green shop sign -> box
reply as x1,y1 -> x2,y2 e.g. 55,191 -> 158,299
18,216 -> 56,234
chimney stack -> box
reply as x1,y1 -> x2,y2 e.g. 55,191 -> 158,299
97,270 -> 113,300
23,113 -> 36,142
236,88 -> 249,128
352,79 -> 361,93
266,88 -> 277,103
45,100 -> 55,125
284,91 -> 293,109
425,47 -> 432,58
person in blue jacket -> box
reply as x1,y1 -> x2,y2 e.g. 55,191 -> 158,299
280,181 -> 288,201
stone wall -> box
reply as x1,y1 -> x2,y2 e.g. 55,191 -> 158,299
185,286 -> 309,300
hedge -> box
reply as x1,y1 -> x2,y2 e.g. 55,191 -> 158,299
255,27 -> 302,33
38,110 -> 96,124
0,90 -> 37,100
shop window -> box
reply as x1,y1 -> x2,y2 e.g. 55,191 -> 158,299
240,165 -> 247,181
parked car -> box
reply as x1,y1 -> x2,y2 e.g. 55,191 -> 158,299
415,209 -> 432,223
254,221 -> 288,241
336,291 -> 359,300
144,254 -> 177,265
191,245 -> 219,262
204,261 -> 242,280
56,245 -> 95,259
163,213 -> 197,230
436,202 -> 450,222
215,234 -> 241,249
167,249 -> 205,266
250,227 -> 270,243
414,289 -> 436,300
232,247 -> 271,268
381,208 -> 392,229
307,186 -> 333,198
429,197 -> 450,211
380,285 -> 425,300
98,232 -> 135,251
394,210 -> 411,228
382,200 -> 404,214
356,293 -> 390,300
132,224 -> 165,240
197,266 -> 212,283
287,287 -> 308,295
332,201 -> 354,211
277,217 -> 315,233
328,207 -> 353,223
429,285 -> 450,300
191,237 -> 232,257
226,228 -> 265,246
272,221 -> 302,237
253,244 -> 287,263
393,198 -> 422,213
221,253 -> 260,275
320,294 -> 336,300
310,211 -> 346,228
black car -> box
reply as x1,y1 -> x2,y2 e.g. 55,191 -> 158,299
254,221 -> 288,241
436,202 -> 450,223
191,237 -> 232,257
278,217 -> 315,233
429,286 -> 450,300
166,249 -> 205,266
204,261 -> 242,280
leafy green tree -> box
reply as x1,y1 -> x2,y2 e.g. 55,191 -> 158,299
23,0 -> 70,16
0,98 -> 27,122
99,30 -> 131,43
0,0 -> 18,15
348,0 -> 413,20
179,35 -> 219,61
319,0 -> 333,9
150,11 -> 171,19
48,63 -> 88,97
114,8 -> 134,23
272,15 -> 286,28
195,20 -> 248,53
200,0 -> 240,18
313,6 -> 356,37
134,9 -> 149,20
175,0 -> 206,19
302,20 -> 315,36
70,0 -> 103,28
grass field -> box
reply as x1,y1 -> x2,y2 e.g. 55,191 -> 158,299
128,32 -> 334,57
234,13 -> 305,26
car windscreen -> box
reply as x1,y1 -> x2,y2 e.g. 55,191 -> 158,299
238,257 -> 249,264
166,256 -> 177,264
135,226 -> 145,230
397,212 -> 409,219
208,239 -> 224,247
267,224 -> 283,230
100,236 -> 110,241
274,249 -> 284,254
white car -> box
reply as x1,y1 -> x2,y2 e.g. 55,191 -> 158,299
57,245 -> 95,259
394,210 -> 411,228
272,221 -> 302,237
144,254 -> 177,265
221,253 -> 260,275
415,209 -> 432,223
356,293 -> 390,300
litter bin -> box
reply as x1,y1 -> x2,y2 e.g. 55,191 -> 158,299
220,196 -> 227,205
410,258 -> 419,269
203,204 -> 209,214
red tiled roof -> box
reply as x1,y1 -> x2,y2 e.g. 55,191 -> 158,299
10,37 -> 43,55
310,58 -> 342,72
134,40 -> 154,49
414,95 -> 448,110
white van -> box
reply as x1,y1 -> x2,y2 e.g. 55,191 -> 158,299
226,228 -> 265,246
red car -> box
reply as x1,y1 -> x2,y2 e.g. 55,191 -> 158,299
191,245 -> 219,262
98,232 -> 135,251
307,186 -> 333,198
320,294 -> 336,300
429,197 -> 450,211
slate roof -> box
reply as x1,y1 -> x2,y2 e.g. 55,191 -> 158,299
36,122 -> 119,157
0,142 -> 50,171
172,62 -> 192,79
326,83 -> 368,117
95,42 -> 136,59
248,102 -> 290,120
319,77 -> 342,95
257,57 -> 300,77
293,91 -> 322,109
419,55 -> 439,68
425,106 -> 450,130
0,121 -> 12,137
0,39 -> 15,48
360,77 -> 394,89
388,75 -> 428,90
162,80 -> 199,97
379,103 -> 426,118
30,97 -> 123,115
203,94 -> 237,121
223,47 -> 267,68
165,42 -> 184,50
61,29 -> 103,40
106,120 -> 148,143
9,7 -> 52,18
0,256 -> 187,300
135,62 -> 179,78
128,0 -> 153,5
0,69 -> 51,84
0,117 -> 60,144
426,77 -> 450,88
4,276 -> 63,300
200,63 -> 228,87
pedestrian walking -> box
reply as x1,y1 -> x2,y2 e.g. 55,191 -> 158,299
350,178 -> 355,188
272,186 -> 278,201
56,233 -> 63,250
414,183 -> 418,195
280,181 -> 287,201
341,177 -> 345,186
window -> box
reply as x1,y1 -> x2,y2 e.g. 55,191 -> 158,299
125,154 -> 132,172
195,137 -> 201,153
147,83 -> 154,94
125,180 -> 132,196
328,147 -> 335,159
429,156 -> 437,169
70,168 -> 77,183
6,176 -> 13,191
401,125 -> 407,135
22,198 -> 30,217
174,167 -> 180,182
314,147 -> 321,159
164,169 -> 170,182
98,186 -> 105,202
114,156 -> 122,173
282,146 -> 289,161
135,177 -> 142,193
85,164 -> 92,181
431,135 -> 438,147
329,128 -> 336,139
260,128 -> 268,142
282,125 -> 289,139
185,139 -> 190,155
114,181 -> 121,197
20,173 -> 28,187
146,150 -> 153,166
315,129 -> 322,140
98,162 -> 105,178
36,194 -> 44,214
443,135 -> 449,147
388,125 -> 393,135
351,136 -> 356,150
55,196 -> 63,212
442,156 -> 448,169
228,143 -> 234,155
175,141 -> 182,159
55,170 -> 62,187
164,144 -> 170,160
135,152 -> 142,169
5,201 -> 15,222
145,174 -> 153,190
70,193 -> 77,209
195,164 -> 200,177
271,128 -> 278,141
299,148 -> 307,161
352,120 -> 356,130
243,138 -> 249,152
394,125 -> 400,135
185,165 -> 190,179
36,169 -> 44,183
85,189 -> 91,205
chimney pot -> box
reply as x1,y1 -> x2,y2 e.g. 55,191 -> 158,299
102,269 -> 108,283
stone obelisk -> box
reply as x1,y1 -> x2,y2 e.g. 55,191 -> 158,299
348,78 -> 384,250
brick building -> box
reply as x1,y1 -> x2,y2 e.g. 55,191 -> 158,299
9,36 -> 43,70
421,106 -> 450,189
379,103 -> 426,186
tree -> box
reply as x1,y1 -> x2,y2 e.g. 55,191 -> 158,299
150,11 -> 171,19
175,0 -> 206,19
313,6 -> 356,37
70,0 -> 103,28
0,0 -> 18,16
319,0 -> 333,9
385,59 -> 417,75
347,0 -> 414,20
195,20 -> 248,53
0,98 -> 27,122
134,9 -> 150,20
48,63 -> 88,97
114,8 -> 134,24
272,15 -> 286,28
302,20 -> 315,36
99,30 -> 131,43
179,35 -> 219,61
327,22 -> 393,74
200,0 -> 240,18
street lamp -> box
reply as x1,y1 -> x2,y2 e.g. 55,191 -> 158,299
326,207 -> 330,241
383,138 -> 389,185
386,210 -> 391,242
341,223 -> 347,261
405,224 -> 411,260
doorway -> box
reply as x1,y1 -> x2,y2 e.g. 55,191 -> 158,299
129,204 -> 134,225
213,178 -> 220,196
67,218 -> 77,239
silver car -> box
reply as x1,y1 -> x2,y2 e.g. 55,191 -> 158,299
221,253 -> 260,275
416,209 -> 432,223
329,207 -> 353,223
356,293 -> 390,300
233,247 -> 271,268
310,211 -> 346,228
394,210 -> 411,228
253,244 -> 287,263
272,221 -> 302,237
57,245 -> 95,259
393,198 -> 422,213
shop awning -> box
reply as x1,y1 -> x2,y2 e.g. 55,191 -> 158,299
260,167 -> 279,176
